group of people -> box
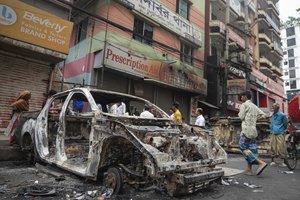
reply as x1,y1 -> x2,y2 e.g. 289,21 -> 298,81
238,91 -> 288,176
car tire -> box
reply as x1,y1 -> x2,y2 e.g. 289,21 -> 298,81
104,167 -> 124,195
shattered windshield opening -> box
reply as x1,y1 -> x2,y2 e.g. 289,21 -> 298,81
90,91 -> 169,118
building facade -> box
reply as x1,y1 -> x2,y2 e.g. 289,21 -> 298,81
63,0 -> 207,123
281,24 -> 300,101
0,0 -> 73,130
207,0 -> 285,115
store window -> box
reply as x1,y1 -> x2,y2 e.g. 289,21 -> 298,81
133,18 -> 153,45
75,18 -> 89,44
290,80 -> 297,89
176,0 -> 189,19
181,43 -> 193,64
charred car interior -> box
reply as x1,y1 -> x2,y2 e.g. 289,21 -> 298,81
15,88 -> 227,196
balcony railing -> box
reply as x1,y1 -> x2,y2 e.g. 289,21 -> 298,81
258,9 -> 280,33
267,0 -> 279,15
260,56 -> 273,68
273,41 -> 283,55
259,33 -> 272,45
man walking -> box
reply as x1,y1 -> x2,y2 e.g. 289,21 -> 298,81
270,103 -> 288,167
238,91 -> 268,175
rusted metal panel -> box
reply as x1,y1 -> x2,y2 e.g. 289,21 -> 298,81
15,88 -> 228,196
210,117 -> 271,155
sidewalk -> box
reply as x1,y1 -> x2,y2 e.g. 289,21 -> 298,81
0,133 -> 26,161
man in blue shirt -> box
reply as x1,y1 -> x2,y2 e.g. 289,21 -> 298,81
270,103 -> 288,167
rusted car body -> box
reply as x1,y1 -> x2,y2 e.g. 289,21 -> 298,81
210,117 -> 271,155
15,88 -> 227,196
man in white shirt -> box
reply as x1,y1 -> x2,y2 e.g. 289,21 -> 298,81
195,108 -> 205,127
117,101 -> 126,115
140,105 -> 154,118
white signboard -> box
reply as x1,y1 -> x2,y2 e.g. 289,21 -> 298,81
118,0 -> 202,46
104,43 -> 161,79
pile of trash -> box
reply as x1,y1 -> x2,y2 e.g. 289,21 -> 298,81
20,182 -> 114,200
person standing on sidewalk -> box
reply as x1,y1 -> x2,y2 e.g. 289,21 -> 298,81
238,91 -> 268,176
270,103 -> 288,167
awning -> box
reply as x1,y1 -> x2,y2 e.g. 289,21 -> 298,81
198,101 -> 219,109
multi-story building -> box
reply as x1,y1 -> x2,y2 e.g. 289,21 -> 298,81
256,0 -> 285,111
0,0 -> 73,131
281,24 -> 300,101
63,0 -> 208,123
207,0 -> 285,115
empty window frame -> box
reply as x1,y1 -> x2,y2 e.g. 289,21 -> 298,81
290,80 -> 297,89
75,18 -> 89,44
176,0 -> 189,19
133,18 -> 153,45
181,43 -> 193,64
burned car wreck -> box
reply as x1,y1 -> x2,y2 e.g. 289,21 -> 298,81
15,88 -> 227,196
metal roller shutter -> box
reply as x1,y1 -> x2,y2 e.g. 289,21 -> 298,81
0,54 -> 51,130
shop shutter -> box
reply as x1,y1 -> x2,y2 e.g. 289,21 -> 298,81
0,54 -> 51,129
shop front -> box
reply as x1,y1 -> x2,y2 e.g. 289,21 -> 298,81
0,0 -> 72,130
95,42 -> 207,123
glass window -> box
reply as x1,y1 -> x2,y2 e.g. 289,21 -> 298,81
285,82 -> 289,86
287,38 -> 296,47
288,49 -> 294,57
181,43 -> 193,64
133,18 -> 153,45
289,59 -> 295,68
289,70 -> 296,78
290,80 -> 297,89
284,61 -> 288,65
286,27 -> 295,37
75,18 -> 89,44
177,0 -> 189,19
283,51 -> 287,55
284,71 -> 289,76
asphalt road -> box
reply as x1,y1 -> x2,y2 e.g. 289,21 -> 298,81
0,154 -> 299,200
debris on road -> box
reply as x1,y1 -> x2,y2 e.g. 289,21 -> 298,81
279,170 -> 294,174
0,184 -> 10,194
35,163 -> 66,181
24,185 -> 56,197
243,182 -> 261,189
253,189 -> 264,193
221,179 -> 230,186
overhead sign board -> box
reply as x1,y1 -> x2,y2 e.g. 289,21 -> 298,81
0,0 -> 73,54
118,0 -> 202,47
